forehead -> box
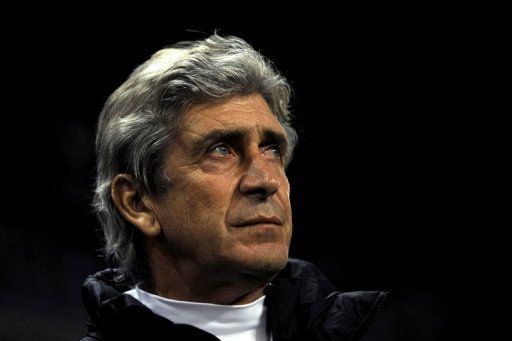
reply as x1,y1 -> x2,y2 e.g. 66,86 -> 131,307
180,93 -> 284,136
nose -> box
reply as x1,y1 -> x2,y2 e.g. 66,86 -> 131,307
239,155 -> 280,200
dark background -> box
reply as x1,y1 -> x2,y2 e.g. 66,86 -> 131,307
0,15 -> 492,340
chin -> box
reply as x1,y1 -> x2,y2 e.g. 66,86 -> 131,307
235,246 -> 289,278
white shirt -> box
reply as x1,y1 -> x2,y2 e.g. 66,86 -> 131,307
125,286 -> 271,341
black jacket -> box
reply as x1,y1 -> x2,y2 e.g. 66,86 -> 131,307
81,259 -> 388,340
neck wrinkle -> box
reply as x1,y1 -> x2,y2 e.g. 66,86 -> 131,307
145,237 -> 267,305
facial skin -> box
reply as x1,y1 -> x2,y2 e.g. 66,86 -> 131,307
112,93 -> 292,304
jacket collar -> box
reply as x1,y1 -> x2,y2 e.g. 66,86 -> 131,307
81,259 -> 388,340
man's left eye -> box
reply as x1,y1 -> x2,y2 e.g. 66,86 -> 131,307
265,144 -> 282,158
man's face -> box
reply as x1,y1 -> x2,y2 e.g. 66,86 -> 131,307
153,93 -> 292,280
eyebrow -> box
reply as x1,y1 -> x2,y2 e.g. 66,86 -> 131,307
189,128 -> 288,156
261,129 -> 288,151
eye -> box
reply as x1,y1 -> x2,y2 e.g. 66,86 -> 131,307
208,143 -> 233,157
264,144 -> 282,159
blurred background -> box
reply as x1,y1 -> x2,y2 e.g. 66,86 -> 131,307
0,13 -> 489,340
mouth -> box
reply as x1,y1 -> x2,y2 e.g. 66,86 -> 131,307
232,216 -> 283,228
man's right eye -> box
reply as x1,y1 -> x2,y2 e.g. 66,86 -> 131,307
208,143 -> 233,157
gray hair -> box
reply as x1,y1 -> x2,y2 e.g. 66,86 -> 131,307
93,34 -> 298,284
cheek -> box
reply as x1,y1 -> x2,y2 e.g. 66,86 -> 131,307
283,176 -> 291,197
160,179 -> 231,251
280,176 -> 292,208
193,176 -> 237,221
204,175 -> 231,197
166,169 -> 237,226
160,176 -> 215,227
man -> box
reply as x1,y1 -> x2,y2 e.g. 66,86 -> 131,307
82,34 -> 387,340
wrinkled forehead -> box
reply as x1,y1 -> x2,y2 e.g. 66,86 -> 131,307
179,93 -> 286,138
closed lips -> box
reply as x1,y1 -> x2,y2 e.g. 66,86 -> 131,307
233,216 -> 283,227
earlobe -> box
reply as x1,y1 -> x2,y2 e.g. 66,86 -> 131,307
110,174 -> 162,237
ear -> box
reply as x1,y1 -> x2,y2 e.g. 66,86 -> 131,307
110,174 -> 161,237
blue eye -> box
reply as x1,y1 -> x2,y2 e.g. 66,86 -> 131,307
265,144 -> 282,158
210,144 -> 231,156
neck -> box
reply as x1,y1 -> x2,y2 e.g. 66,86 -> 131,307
144,239 -> 268,305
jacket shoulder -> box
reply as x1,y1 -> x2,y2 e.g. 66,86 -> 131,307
320,290 -> 389,340
272,259 -> 389,340
82,269 -> 131,317
81,268 -> 132,340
